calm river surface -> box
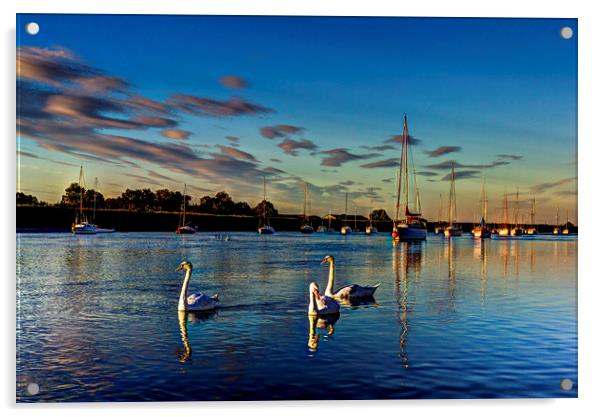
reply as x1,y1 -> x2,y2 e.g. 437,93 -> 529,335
16,232 -> 577,401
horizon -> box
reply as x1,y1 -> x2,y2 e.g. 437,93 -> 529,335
16,15 -> 577,224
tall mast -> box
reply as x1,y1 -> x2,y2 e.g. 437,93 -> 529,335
438,193 -> 442,223
394,115 -> 406,222
344,192 -> 348,226
328,209 -> 332,230
448,161 -> 456,225
78,165 -> 84,223
514,186 -> 520,227
504,189 -> 509,227
93,177 -> 98,222
530,199 -> 535,225
354,204 -> 357,230
303,182 -> 307,220
403,113 -> 409,216
263,176 -> 267,226
183,184 -> 187,226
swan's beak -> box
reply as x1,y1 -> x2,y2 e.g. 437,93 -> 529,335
176,265 -> 184,272
321,258 -> 328,265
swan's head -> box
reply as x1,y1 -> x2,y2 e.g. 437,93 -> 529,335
176,261 -> 193,272
321,255 -> 334,265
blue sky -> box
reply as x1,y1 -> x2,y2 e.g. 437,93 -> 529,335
17,14 -> 577,223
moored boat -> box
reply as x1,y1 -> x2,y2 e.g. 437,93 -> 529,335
300,182 -> 314,234
258,176 -> 275,234
340,193 -> 352,235
392,113 -> 427,242
176,184 -> 196,234
443,162 -> 461,238
71,166 -> 97,235
472,176 -> 490,239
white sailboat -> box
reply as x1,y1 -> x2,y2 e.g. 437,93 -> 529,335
497,191 -> 510,237
365,194 -> 378,235
472,175 -> 491,239
176,184 -> 196,234
510,187 -> 524,236
300,182 -> 314,234
444,162 -> 462,237
340,192 -> 352,235
526,199 -> 538,235
258,176 -> 275,234
71,166 -> 97,235
391,113 -> 427,241
562,210 -> 570,235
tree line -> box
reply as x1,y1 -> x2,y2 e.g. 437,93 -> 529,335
17,184 -> 392,221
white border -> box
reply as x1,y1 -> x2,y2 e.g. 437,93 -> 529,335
3,1 -> 601,416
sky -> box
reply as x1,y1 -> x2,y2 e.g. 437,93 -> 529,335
16,14 -> 577,223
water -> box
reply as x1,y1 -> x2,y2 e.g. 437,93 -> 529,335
16,232 -> 577,401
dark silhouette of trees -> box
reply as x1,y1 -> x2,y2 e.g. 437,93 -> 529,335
254,200 -> 278,218
16,192 -> 43,206
369,209 -> 391,222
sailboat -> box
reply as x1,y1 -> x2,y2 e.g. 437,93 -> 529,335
444,162 -> 462,237
497,191 -> 510,237
365,194 -> 378,235
510,187 -> 524,236
472,175 -> 491,239
71,166 -> 97,235
526,199 -> 538,235
300,182 -> 314,234
391,113 -> 427,241
553,207 -> 560,234
340,193 -> 352,235
91,177 -> 115,233
258,176 -> 275,234
434,193 -> 444,235
562,210 -> 570,235
176,184 -> 196,234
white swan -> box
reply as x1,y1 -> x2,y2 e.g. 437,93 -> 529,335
322,255 -> 381,300
176,261 -> 219,311
308,282 -> 340,315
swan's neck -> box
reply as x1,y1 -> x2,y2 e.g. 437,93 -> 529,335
178,269 -> 192,311
325,262 -> 335,297
308,289 -> 317,314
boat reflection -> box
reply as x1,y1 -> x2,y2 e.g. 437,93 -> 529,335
393,241 -> 423,368
177,310 -> 218,362
307,313 -> 340,353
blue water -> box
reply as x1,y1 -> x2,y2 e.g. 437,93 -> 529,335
16,232 -> 577,401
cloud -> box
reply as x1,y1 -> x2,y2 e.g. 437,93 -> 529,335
214,145 -> 258,162
497,154 -> 523,161
424,146 -> 462,158
382,178 -> 394,183
278,138 -> 318,156
161,129 -> 191,140
320,148 -> 381,167
385,134 -> 422,146
360,144 -> 395,152
225,136 -> 240,147
147,170 -> 176,183
424,159 -> 510,171
270,158 -> 282,163
219,75 -> 248,89
133,115 -> 177,128
441,170 -> 480,181
360,158 -> 398,169
260,124 -> 305,139
415,171 -> 438,177
530,177 -> 576,194
169,94 -> 273,117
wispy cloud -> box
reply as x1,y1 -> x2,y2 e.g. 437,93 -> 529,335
441,170 -> 480,181
320,148 -> 381,167
496,154 -> 523,161
385,134 -> 422,146
278,138 -> 318,156
360,158 -> 398,169
424,146 -> 461,158
169,94 -> 273,117
161,129 -> 191,140
360,144 -> 395,152
225,136 -> 240,147
530,177 -> 576,194
424,159 -> 510,171
219,75 -> 248,89
260,124 -> 305,139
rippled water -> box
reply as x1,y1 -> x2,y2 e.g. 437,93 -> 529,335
16,232 -> 577,401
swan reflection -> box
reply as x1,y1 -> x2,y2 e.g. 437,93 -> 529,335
307,313 -> 340,353
177,310 -> 218,362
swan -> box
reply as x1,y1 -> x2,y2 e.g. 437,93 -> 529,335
176,261 -> 219,311
321,255 -> 381,300
308,282 -> 340,315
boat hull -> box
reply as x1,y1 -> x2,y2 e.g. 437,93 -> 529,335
340,226 -> 352,235
444,226 -> 462,237
473,228 -> 491,239
301,225 -> 314,234
72,223 -> 97,235
176,226 -> 196,234
258,226 -> 275,234
393,225 -> 427,241
365,226 -> 378,235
